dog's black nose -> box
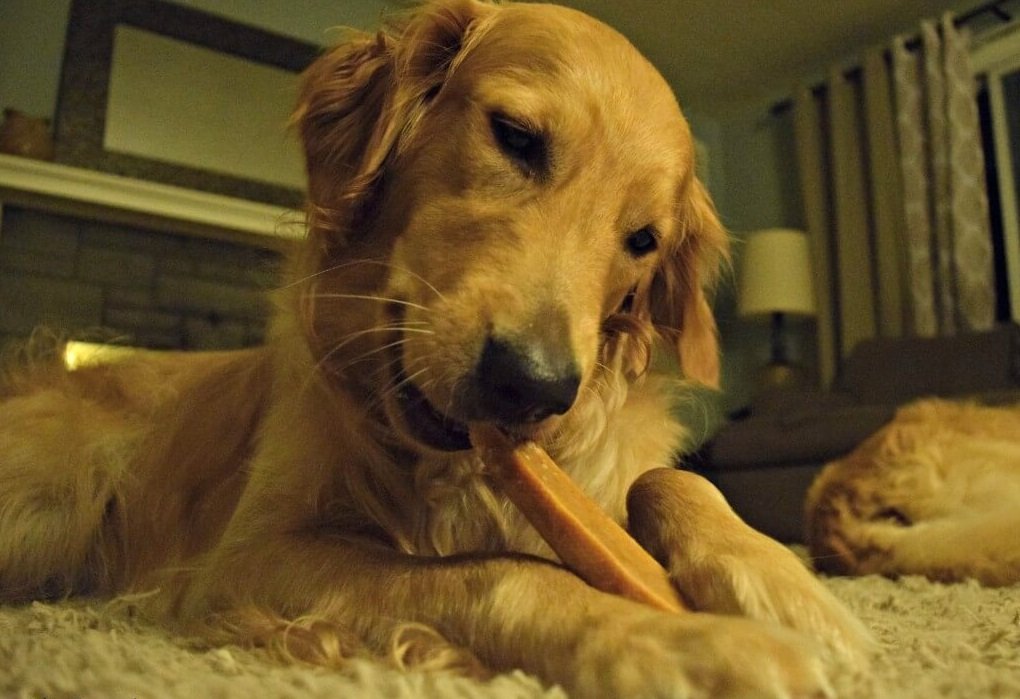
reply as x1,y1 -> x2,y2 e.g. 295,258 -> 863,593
471,336 -> 580,424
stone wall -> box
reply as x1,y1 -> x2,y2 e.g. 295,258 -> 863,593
0,206 -> 282,351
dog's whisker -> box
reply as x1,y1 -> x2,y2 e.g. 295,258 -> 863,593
282,258 -> 389,289
359,352 -> 428,412
332,338 -> 418,376
327,324 -> 434,357
378,366 -> 431,407
355,365 -> 407,417
373,256 -> 444,300
582,364 -> 614,400
307,293 -> 433,313
309,343 -> 388,389
294,321 -> 430,399
599,360 -> 621,378
285,259 -> 446,304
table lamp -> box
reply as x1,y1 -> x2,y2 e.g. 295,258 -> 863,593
737,228 -> 817,389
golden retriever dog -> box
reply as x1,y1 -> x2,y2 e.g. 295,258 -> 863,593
0,1 -> 869,696
807,398 -> 1020,587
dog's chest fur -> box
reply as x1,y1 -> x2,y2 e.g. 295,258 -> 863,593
407,373 -> 688,560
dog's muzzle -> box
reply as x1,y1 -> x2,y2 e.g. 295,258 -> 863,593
463,335 -> 580,425
394,332 -> 580,453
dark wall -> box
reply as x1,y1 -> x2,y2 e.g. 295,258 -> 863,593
0,206 -> 281,351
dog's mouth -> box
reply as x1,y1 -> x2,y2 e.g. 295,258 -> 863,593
393,361 -> 473,452
384,304 -> 574,453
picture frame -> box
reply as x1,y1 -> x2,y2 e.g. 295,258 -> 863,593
53,0 -> 321,208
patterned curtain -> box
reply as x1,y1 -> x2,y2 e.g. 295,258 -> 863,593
794,13 -> 996,386
892,16 -> 996,337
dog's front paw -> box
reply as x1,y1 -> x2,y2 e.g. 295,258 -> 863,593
674,529 -> 873,666
627,469 -> 872,665
568,608 -> 833,699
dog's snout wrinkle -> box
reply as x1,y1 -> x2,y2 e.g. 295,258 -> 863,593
471,335 -> 580,425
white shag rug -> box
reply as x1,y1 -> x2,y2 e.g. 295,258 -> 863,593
2,573 -> 1019,698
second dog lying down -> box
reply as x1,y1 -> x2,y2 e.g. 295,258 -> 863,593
807,398 -> 1020,587
0,1 -> 870,697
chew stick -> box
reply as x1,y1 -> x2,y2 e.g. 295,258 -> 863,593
471,425 -> 686,613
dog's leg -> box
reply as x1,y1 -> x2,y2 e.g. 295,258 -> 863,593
0,387 -> 130,599
627,468 -> 872,665
180,527 -> 834,699
165,375 -> 833,698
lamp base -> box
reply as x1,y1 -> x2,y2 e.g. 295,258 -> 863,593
754,362 -> 812,397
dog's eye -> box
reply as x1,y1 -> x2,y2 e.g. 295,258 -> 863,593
625,227 -> 659,257
490,115 -> 546,173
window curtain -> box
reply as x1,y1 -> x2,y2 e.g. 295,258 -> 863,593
793,13 -> 996,386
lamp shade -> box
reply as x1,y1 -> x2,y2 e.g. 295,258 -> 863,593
737,228 -> 817,317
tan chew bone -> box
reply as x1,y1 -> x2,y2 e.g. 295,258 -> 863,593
471,425 -> 686,613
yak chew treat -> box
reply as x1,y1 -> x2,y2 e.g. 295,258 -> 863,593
471,424 -> 686,613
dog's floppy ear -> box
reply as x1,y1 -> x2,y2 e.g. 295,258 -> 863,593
292,0 -> 492,239
647,177 -> 728,388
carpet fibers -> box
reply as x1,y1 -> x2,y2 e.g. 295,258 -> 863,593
2,573 -> 1018,698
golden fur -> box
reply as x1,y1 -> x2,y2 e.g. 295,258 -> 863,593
807,398 -> 1020,587
1,2 -> 869,696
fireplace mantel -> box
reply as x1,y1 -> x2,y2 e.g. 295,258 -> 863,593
0,153 -> 302,249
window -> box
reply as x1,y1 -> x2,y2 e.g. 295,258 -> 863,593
977,28 -> 1020,322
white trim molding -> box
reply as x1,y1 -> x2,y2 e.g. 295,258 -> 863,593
0,153 -> 303,248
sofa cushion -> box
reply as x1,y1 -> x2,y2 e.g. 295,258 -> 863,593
836,324 -> 1020,404
706,401 -> 896,470
703,323 -> 1020,472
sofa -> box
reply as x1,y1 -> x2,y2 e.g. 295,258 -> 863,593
694,323 -> 1020,542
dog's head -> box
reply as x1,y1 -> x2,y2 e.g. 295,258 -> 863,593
292,0 -> 727,452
